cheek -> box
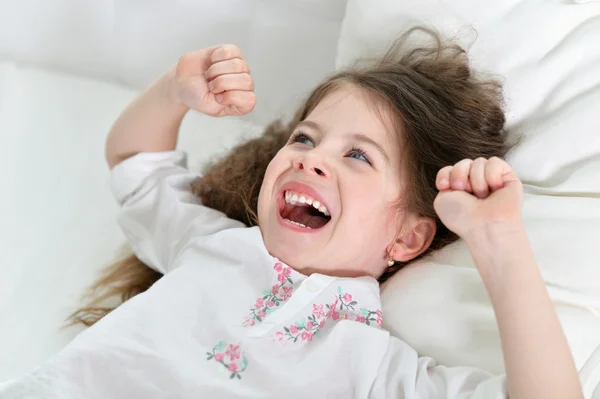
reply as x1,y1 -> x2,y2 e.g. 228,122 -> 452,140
342,180 -> 399,236
258,155 -> 286,220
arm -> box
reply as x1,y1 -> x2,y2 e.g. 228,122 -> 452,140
105,67 -> 188,169
466,225 -> 581,399
105,45 -> 256,273
435,157 -> 582,399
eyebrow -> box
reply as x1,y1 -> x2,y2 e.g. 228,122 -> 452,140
296,120 -> 390,162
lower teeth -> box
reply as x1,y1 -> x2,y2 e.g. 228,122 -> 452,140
284,218 -> 312,229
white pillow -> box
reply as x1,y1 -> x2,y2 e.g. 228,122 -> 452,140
0,62 -> 263,381
0,0 -> 346,126
336,0 -> 600,396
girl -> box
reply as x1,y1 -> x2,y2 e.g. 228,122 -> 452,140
1,30 -> 581,398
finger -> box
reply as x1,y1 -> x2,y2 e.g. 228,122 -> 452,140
211,44 -> 244,64
485,157 -> 512,192
216,90 -> 257,115
450,159 -> 473,191
206,58 -> 251,81
436,166 -> 453,191
470,158 -> 489,199
208,73 -> 254,94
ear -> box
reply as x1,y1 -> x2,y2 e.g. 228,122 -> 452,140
391,216 -> 436,262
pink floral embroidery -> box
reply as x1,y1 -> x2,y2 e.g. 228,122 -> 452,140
312,303 -> 325,318
207,341 -> 248,379
281,286 -> 383,343
225,344 -> 241,361
281,286 -> 293,300
242,259 -> 295,327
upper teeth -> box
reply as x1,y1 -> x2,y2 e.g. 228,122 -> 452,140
284,190 -> 330,217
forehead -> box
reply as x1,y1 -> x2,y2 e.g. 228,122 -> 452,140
305,86 -> 399,146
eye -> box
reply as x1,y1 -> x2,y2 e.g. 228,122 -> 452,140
289,132 -> 314,147
348,147 -> 372,165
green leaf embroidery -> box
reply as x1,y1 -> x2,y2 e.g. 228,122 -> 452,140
349,301 -> 357,306
256,315 -> 262,322
242,357 -> 249,369
206,354 -> 213,360
215,341 -> 226,351
337,286 -> 343,295
284,326 -> 290,333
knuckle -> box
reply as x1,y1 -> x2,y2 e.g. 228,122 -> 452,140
245,92 -> 257,106
234,59 -> 245,72
246,76 -> 254,89
221,45 -> 233,57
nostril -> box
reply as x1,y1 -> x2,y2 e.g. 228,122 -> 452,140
314,168 -> 324,176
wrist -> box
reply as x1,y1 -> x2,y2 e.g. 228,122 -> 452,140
158,66 -> 190,116
465,222 -> 537,291
464,220 -> 525,249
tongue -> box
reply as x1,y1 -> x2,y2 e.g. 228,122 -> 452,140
287,205 -> 330,229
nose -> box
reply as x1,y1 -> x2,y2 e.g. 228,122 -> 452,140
293,153 -> 329,178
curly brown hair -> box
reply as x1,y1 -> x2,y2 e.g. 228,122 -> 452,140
67,28 -> 512,327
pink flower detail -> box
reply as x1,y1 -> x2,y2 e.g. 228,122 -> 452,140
281,267 -> 291,277
214,353 -> 224,362
356,316 -> 366,323
327,299 -> 339,317
319,320 -> 325,329
376,317 -> 383,327
282,286 -> 293,300
275,332 -> 284,342
257,310 -> 266,318
376,309 -> 383,318
271,285 -> 279,295
331,311 -> 340,321
248,320 -> 255,326
255,298 -> 264,308
228,363 -> 239,372
301,331 -> 314,341
226,344 -> 241,361
277,274 -> 286,283
313,303 -> 325,317
274,262 -> 283,273
343,293 -> 352,302
290,325 -> 299,334
267,301 -> 275,308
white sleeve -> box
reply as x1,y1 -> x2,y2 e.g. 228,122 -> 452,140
370,336 -> 507,399
110,151 -> 245,274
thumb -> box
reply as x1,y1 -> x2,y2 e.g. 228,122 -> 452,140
433,190 -> 477,235
216,90 -> 256,116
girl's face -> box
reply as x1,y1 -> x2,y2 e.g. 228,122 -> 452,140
258,87 -> 408,279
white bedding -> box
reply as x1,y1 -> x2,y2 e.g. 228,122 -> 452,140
335,0 -> 600,397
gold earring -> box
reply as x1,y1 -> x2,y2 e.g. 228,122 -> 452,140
387,250 -> 395,267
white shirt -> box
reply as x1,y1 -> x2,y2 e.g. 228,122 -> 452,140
0,151 -> 506,398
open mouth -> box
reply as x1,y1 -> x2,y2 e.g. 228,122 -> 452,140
279,190 -> 332,230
